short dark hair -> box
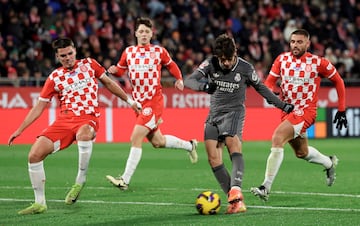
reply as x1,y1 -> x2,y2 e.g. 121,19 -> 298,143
52,38 -> 75,52
135,17 -> 153,31
213,34 -> 236,58
291,29 -> 310,40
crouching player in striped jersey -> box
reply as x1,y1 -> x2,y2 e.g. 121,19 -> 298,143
8,38 -> 141,215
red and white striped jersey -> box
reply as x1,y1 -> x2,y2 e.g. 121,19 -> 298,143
267,52 -> 337,110
117,44 -> 173,102
40,58 -> 105,116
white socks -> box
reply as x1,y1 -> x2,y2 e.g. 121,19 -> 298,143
76,141 -> 93,185
164,135 -> 192,151
122,147 -> 142,184
263,147 -> 284,191
28,161 -> 46,205
304,146 -> 332,169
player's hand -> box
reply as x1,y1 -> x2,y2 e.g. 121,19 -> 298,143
175,80 -> 184,91
127,98 -> 142,114
8,131 -> 21,146
282,103 -> 294,114
203,82 -> 217,94
107,65 -> 118,74
333,111 -> 347,130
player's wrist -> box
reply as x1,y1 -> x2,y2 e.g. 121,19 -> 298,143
126,98 -> 135,106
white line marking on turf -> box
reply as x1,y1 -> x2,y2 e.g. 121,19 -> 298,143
0,198 -> 359,212
1,186 -> 359,198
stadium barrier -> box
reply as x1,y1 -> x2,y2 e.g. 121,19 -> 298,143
1,87 -> 358,144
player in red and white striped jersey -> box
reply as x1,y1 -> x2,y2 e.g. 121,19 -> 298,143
106,17 -> 198,190
251,29 -> 348,201
8,38 -> 140,214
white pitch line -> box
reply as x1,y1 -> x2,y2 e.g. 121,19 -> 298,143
1,186 -> 359,198
0,198 -> 359,212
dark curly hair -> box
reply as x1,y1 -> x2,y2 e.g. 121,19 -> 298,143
213,34 -> 236,59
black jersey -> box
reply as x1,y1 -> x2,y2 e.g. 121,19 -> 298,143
185,56 -> 285,117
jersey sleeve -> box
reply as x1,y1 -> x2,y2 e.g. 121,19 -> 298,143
161,47 -> 182,80
318,57 -> 337,79
39,76 -> 57,102
184,59 -> 210,91
264,55 -> 282,91
89,58 -> 106,78
115,49 -> 129,76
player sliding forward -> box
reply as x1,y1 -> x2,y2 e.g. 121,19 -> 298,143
251,29 -> 348,202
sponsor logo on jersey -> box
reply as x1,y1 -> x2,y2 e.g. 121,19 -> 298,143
213,72 -> 220,78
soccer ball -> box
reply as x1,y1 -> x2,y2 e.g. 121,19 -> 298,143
195,191 -> 221,215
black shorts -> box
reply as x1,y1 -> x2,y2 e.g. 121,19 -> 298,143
204,111 -> 245,141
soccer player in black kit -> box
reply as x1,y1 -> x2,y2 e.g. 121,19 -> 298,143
184,34 -> 294,214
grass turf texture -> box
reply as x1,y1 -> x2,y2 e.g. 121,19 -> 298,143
1,138 -> 359,225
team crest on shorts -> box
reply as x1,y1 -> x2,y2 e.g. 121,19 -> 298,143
142,107 -> 152,116
294,109 -> 304,116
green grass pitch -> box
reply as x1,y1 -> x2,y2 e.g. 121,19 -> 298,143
1,138 -> 359,225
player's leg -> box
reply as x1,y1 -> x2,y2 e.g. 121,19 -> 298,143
216,111 -> 246,213
251,119 -> 294,201
149,128 -> 198,163
290,138 -> 338,186
224,135 -> 246,214
65,121 -> 97,204
106,124 -> 148,190
18,136 -> 53,215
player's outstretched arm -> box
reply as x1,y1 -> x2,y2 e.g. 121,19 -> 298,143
8,100 -> 48,146
100,72 -> 141,114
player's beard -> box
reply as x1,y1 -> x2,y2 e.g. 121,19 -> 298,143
291,47 -> 305,57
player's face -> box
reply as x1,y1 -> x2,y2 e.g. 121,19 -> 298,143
289,34 -> 310,57
135,24 -> 153,46
218,54 -> 236,70
56,46 -> 77,69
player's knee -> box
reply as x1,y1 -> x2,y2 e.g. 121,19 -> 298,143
208,157 -> 222,167
76,133 -> 93,141
28,151 -> 46,163
152,140 -> 166,148
295,151 -> 307,159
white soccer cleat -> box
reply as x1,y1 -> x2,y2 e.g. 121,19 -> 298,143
250,185 -> 269,201
106,175 -> 129,190
189,139 -> 198,164
325,155 -> 338,186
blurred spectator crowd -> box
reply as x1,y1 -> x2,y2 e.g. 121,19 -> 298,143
1,0 -> 360,87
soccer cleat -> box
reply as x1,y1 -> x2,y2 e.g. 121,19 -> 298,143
106,175 -> 129,190
65,183 -> 84,205
226,200 -> 247,214
325,155 -> 338,186
18,203 -> 47,215
226,188 -> 246,214
189,139 -> 198,164
250,185 -> 269,201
